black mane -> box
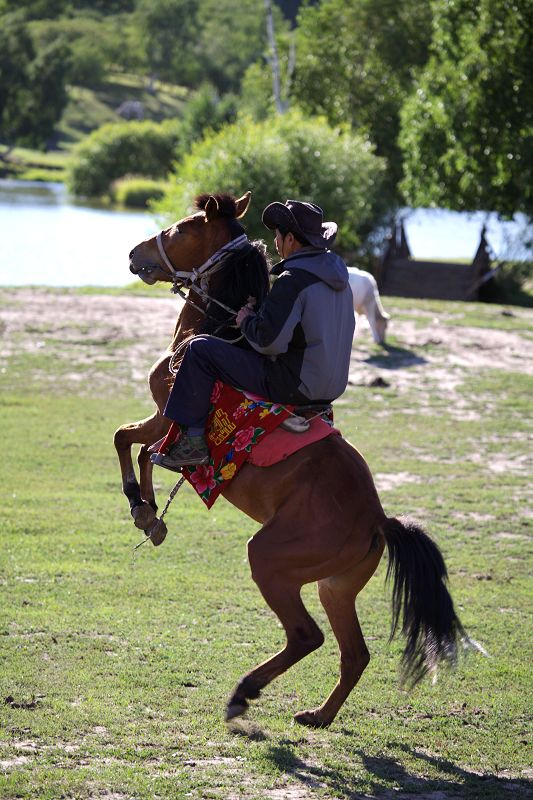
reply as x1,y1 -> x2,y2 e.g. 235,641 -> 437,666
194,194 -> 271,342
195,193 -> 239,217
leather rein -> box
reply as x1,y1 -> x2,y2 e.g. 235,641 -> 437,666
153,231 -> 254,372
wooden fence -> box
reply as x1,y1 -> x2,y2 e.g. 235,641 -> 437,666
376,221 -> 495,301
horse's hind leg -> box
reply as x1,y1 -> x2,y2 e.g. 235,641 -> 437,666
226,559 -> 324,721
295,533 -> 384,728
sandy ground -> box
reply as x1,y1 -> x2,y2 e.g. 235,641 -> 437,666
1,288 -> 532,403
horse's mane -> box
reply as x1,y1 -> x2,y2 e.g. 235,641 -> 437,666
195,193 -> 240,218
192,194 -> 271,342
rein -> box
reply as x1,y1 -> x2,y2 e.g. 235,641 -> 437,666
160,233 -> 256,375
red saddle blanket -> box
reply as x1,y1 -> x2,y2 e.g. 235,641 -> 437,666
159,381 -> 337,508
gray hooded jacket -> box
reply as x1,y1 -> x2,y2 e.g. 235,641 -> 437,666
240,247 -> 355,404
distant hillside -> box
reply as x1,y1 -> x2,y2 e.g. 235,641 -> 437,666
55,73 -> 189,151
0,72 -> 189,181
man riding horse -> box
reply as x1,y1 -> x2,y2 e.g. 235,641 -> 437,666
151,199 -> 355,471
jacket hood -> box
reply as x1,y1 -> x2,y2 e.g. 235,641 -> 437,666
271,248 -> 349,291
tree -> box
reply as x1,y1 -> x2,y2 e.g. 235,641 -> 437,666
133,0 -> 201,86
66,119 -> 182,197
399,0 -> 533,217
195,0 -> 272,94
291,0 -> 433,195
0,12 -> 69,148
156,110 -> 387,255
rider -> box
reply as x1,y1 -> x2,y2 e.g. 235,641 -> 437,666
151,199 -> 355,471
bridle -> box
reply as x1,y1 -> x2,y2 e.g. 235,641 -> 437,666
156,230 -> 250,300
151,229 -> 255,371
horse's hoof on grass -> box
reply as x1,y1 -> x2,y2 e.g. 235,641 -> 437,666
132,503 -> 157,531
148,518 -> 167,547
225,700 -> 248,722
294,710 -> 329,728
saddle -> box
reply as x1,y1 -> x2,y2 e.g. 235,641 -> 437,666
155,383 -> 338,508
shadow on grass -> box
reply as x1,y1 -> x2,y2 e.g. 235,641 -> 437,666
364,343 -> 428,371
262,739 -> 530,799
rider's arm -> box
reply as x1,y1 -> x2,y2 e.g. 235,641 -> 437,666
239,270 -> 303,356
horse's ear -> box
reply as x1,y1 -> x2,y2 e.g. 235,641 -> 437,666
204,195 -> 219,222
235,191 -> 252,219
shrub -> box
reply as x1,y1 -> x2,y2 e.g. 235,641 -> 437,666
180,83 -> 238,149
66,119 -> 183,198
156,110 -> 387,255
112,176 -> 166,208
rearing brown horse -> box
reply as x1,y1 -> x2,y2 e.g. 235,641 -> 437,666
116,191 -> 474,728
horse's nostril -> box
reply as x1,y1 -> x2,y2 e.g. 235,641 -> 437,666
129,248 -> 135,260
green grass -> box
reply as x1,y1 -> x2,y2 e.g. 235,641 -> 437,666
0,290 -> 531,799
0,146 -> 70,182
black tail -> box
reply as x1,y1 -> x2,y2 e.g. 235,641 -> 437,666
383,516 -> 470,686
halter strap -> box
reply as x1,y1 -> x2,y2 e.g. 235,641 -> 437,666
156,231 -> 177,275
156,231 -> 249,288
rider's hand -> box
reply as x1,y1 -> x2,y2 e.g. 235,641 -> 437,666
236,305 -> 254,327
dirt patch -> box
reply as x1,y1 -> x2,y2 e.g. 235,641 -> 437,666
351,311 -> 533,419
375,471 -> 422,491
1,289 -> 532,412
0,288 -> 178,395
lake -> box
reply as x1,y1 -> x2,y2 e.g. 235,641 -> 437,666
0,180 -> 158,287
0,180 -> 530,287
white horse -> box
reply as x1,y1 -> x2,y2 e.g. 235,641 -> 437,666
347,267 -> 390,344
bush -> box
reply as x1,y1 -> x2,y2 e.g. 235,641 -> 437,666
112,176 -> 166,208
66,119 -> 183,198
156,110 -> 387,255
180,83 -> 238,149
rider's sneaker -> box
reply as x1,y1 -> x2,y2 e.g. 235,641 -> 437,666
150,434 -> 209,472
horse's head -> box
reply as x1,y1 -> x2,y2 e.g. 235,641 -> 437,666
129,192 -> 252,285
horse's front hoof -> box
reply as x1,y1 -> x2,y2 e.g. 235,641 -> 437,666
148,518 -> 167,546
225,700 -> 249,722
294,709 -> 330,728
131,503 -> 157,531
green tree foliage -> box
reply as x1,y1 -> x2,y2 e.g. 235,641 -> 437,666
195,0 -> 271,93
292,0 -> 433,193
66,119 -> 183,197
0,0 -> 133,17
399,0 -> 533,217
156,110 -> 386,254
0,0 -> 69,18
180,84 -> 237,148
0,12 -> 69,147
133,0 -> 201,86
30,15 -> 122,87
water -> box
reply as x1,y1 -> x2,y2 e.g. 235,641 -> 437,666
0,180 -> 159,287
0,180 -> 530,287
401,207 -> 532,262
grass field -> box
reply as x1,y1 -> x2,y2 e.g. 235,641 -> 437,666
0,288 -> 531,799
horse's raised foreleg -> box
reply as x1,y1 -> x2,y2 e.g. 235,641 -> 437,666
294,533 -> 385,728
113,411 -> 169,531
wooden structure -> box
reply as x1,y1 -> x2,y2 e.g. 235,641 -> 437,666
376,221 -> 494,301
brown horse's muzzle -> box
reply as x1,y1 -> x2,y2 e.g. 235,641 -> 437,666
129,260 -> 158,284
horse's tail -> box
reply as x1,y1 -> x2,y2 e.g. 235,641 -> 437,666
373,285 -> 390,320
382,516 -> 481,686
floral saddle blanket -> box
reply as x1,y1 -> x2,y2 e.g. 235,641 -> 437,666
156,380 -> 338,508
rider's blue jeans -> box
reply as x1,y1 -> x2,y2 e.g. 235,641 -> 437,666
163,335 -> 271,429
